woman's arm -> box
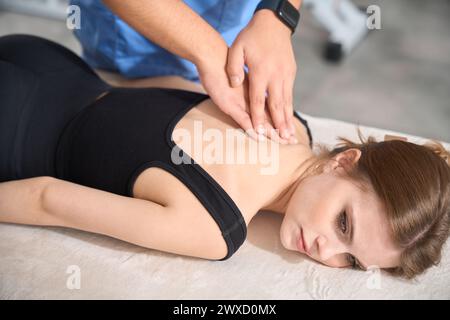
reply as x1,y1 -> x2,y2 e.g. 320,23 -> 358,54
0,177 -> 225,260
0,177 -> 50,225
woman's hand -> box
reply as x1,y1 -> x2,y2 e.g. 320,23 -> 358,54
226,9 -> 298,143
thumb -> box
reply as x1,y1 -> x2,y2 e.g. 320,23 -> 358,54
226,44 -> 245,88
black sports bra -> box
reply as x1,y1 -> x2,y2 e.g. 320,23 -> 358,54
55,87 -> 313,260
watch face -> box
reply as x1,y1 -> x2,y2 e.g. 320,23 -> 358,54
278,1 -> 300,29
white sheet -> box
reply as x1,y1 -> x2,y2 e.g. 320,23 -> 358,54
1,113 -> 449,299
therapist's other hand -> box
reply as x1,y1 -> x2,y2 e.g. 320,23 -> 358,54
226,9 -> 297,142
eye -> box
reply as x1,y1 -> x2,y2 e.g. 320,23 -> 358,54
336,212 -> 359,269
347,254 -> 358,269
337,211 -> 348,234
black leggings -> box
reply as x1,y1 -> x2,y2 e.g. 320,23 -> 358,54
0,34 -> 110,181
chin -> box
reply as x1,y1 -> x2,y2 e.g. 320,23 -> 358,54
279,228 -> 289,250
279,226 -> 297,251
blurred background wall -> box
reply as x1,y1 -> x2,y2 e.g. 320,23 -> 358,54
0,0 -> 449,142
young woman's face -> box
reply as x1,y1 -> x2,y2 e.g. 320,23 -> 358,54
280,149 -> 401,271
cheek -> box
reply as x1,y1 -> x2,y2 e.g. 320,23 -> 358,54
286,175 -> 341,243
287,182 -> 319,222
295,191 -> 332,233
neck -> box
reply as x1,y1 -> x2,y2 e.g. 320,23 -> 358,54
261,148 -> 316,215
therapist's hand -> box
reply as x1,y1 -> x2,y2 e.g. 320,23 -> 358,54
226,9 -> 298,141
196,40 -> 295,144
196,54 -> 255,141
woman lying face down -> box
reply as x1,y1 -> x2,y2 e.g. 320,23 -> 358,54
277,131 -> 450,279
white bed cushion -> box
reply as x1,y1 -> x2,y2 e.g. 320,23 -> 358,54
1,113 -> 449,299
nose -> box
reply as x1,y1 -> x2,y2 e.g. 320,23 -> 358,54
315,235 -> 347,262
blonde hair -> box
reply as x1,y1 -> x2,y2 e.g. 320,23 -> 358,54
300,127 -> 450,279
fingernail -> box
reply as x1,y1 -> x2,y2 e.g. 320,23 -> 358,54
282,129 -> 290,139
246,128 -> 258,141
256,124 -> 265,135
230,75 -> 240,86
291,137 -> 298,144
257,133 -> 266,142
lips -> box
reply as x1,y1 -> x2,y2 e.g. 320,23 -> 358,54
297,228 -> 309,254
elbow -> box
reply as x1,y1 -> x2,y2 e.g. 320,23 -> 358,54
38,176 -> 58,224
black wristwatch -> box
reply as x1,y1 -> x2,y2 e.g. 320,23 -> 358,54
254,0 -> 300,35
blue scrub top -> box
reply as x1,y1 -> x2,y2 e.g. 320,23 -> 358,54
70,0 -> 260,82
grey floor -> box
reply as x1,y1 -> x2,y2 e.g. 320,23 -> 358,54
0,0 -> 449,142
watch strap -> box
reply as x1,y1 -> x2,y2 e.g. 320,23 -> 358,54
255,0 -> 280,12
254,0 -> 299,35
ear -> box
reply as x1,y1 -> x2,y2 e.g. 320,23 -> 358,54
324,148 -> 362,173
